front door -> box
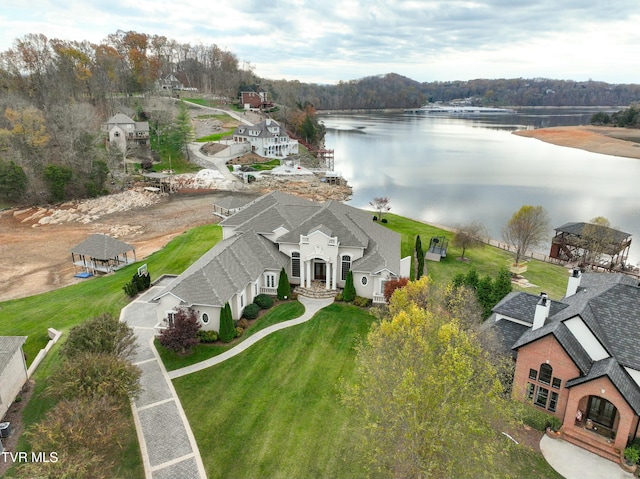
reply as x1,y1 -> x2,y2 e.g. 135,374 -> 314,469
314,262 -> 326,281
587,396 -> 617,429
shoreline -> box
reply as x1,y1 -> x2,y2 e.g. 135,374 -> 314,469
512,125 -> 640,160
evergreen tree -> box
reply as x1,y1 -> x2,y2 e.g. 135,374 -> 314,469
476,275 -> 495,319
277,267 -> 291,300
0,159 -> 28,200
343,270 -> 356,302
464,268 -> 479,289
492,267 -> 513,304
415,235 -> 424,280
219,303 -> 235,343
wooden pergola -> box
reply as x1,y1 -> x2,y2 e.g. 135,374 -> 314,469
549,222 -> 632,269
71,234 -> 136,274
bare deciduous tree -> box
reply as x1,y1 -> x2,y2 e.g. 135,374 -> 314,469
502,205 -> 550,266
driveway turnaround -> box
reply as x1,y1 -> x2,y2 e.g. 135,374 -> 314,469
540,434 -> 634,479
121,289 -> 333,479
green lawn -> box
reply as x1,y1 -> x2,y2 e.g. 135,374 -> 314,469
381,213 -> 570,299
174,302 -> 563,479
174,303 -> 373,479
0,224 -> 222,479
156,300 -> 305,371
0,224 -> 222,364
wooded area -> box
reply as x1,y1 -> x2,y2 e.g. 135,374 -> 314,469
1,29 -> 639,204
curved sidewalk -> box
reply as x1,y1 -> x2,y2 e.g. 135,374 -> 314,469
122,292 -> 333,479
540,434 -> 634,479
169,296 -> 333,379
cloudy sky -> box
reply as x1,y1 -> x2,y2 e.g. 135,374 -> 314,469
1,0 -> 639,85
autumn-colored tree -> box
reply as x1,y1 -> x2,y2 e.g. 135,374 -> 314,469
502,205 -> 550,266
19,397 -> 130,479
343,277 -> 514,478
47,352 -> 141,404
61,312 -> 137,361
158,307 -> 202,354
383,277 -> 409,302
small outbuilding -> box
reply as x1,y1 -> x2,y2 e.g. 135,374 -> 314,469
0,336 -> 28,420
71,234 -> 136,274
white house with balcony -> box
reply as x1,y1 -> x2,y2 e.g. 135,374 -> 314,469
151,191 -> 411,332
231,119 -> 298,158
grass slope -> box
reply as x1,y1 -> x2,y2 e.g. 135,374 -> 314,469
0,224 -> 221,363
174,303 -> 373,479
0,224 -> 221,479
381,213 -> 569,299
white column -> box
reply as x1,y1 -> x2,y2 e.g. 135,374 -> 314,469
306,261 -> 312,288
326,262 -> 331,290
300,259 -> 305,288
332,260 -> 337,290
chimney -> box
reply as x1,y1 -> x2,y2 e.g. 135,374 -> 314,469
532,292 -> 550,330
565,268 -> 582,298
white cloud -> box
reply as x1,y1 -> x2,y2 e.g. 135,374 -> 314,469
0,0 -> 639,84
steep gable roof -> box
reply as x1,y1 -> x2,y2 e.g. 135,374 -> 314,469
153,231 -> 288,307
71,234 -> 134,260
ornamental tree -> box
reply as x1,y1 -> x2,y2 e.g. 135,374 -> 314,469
502,205 -> 550,266
158,307 -> 201,353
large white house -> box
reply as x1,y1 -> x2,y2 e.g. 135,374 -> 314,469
231,119 -> 298,158
152,191 -> 411,332
0,336 -> 28,420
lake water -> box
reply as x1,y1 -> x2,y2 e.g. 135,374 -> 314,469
321,109 -> 640,264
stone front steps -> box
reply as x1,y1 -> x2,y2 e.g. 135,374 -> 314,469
561,426 -> 620,464
294,284 -> 338,300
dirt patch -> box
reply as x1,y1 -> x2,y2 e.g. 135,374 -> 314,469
513,125 -> 640,159
0,191 -> 259,302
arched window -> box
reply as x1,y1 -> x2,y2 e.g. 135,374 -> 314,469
341,255 -> 351,281
539,363 -> 553,385
291,252 -> 301,278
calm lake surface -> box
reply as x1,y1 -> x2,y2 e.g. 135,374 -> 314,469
321,109 -> 640,263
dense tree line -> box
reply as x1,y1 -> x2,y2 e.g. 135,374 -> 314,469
591,104 -> 640,127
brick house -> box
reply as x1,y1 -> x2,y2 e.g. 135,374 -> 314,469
488,269 -> 640,462
240,88 -> 272,110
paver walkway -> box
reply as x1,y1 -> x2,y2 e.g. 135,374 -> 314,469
540,434 -> 634,479
121,288 -> 333,479
121,283 -> 207,479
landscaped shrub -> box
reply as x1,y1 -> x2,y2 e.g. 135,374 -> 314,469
236,318 -> 250,329
277,268 -> 291,300
235,327 -> 244,338
219,303 -> 235,343
197,330 -> 218,343
242,304 -> 259,319
123,272 -> 151,297
335,292 -> 344,301
372,216 -> 378,221
381,218 -> 388,223
353,296 -> 371,307
253,294 -> 274,309
383,277 -> 410,302
343,270 -> 356,302
158,307 -> 201,354
123,281 -> 138,297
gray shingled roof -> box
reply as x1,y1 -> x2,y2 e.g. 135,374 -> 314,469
495,272 -> 640,411
0,336 -> 27,376
107,113 -> 135,125
213,195 -> 255,211
554,222 -> 631,243
222,192 -> 401,276
566,357 -> 640,414
154,231 -> 288,307
493,292 -> 568,324
71,234 -> 135,260
233,119 -> 284,139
